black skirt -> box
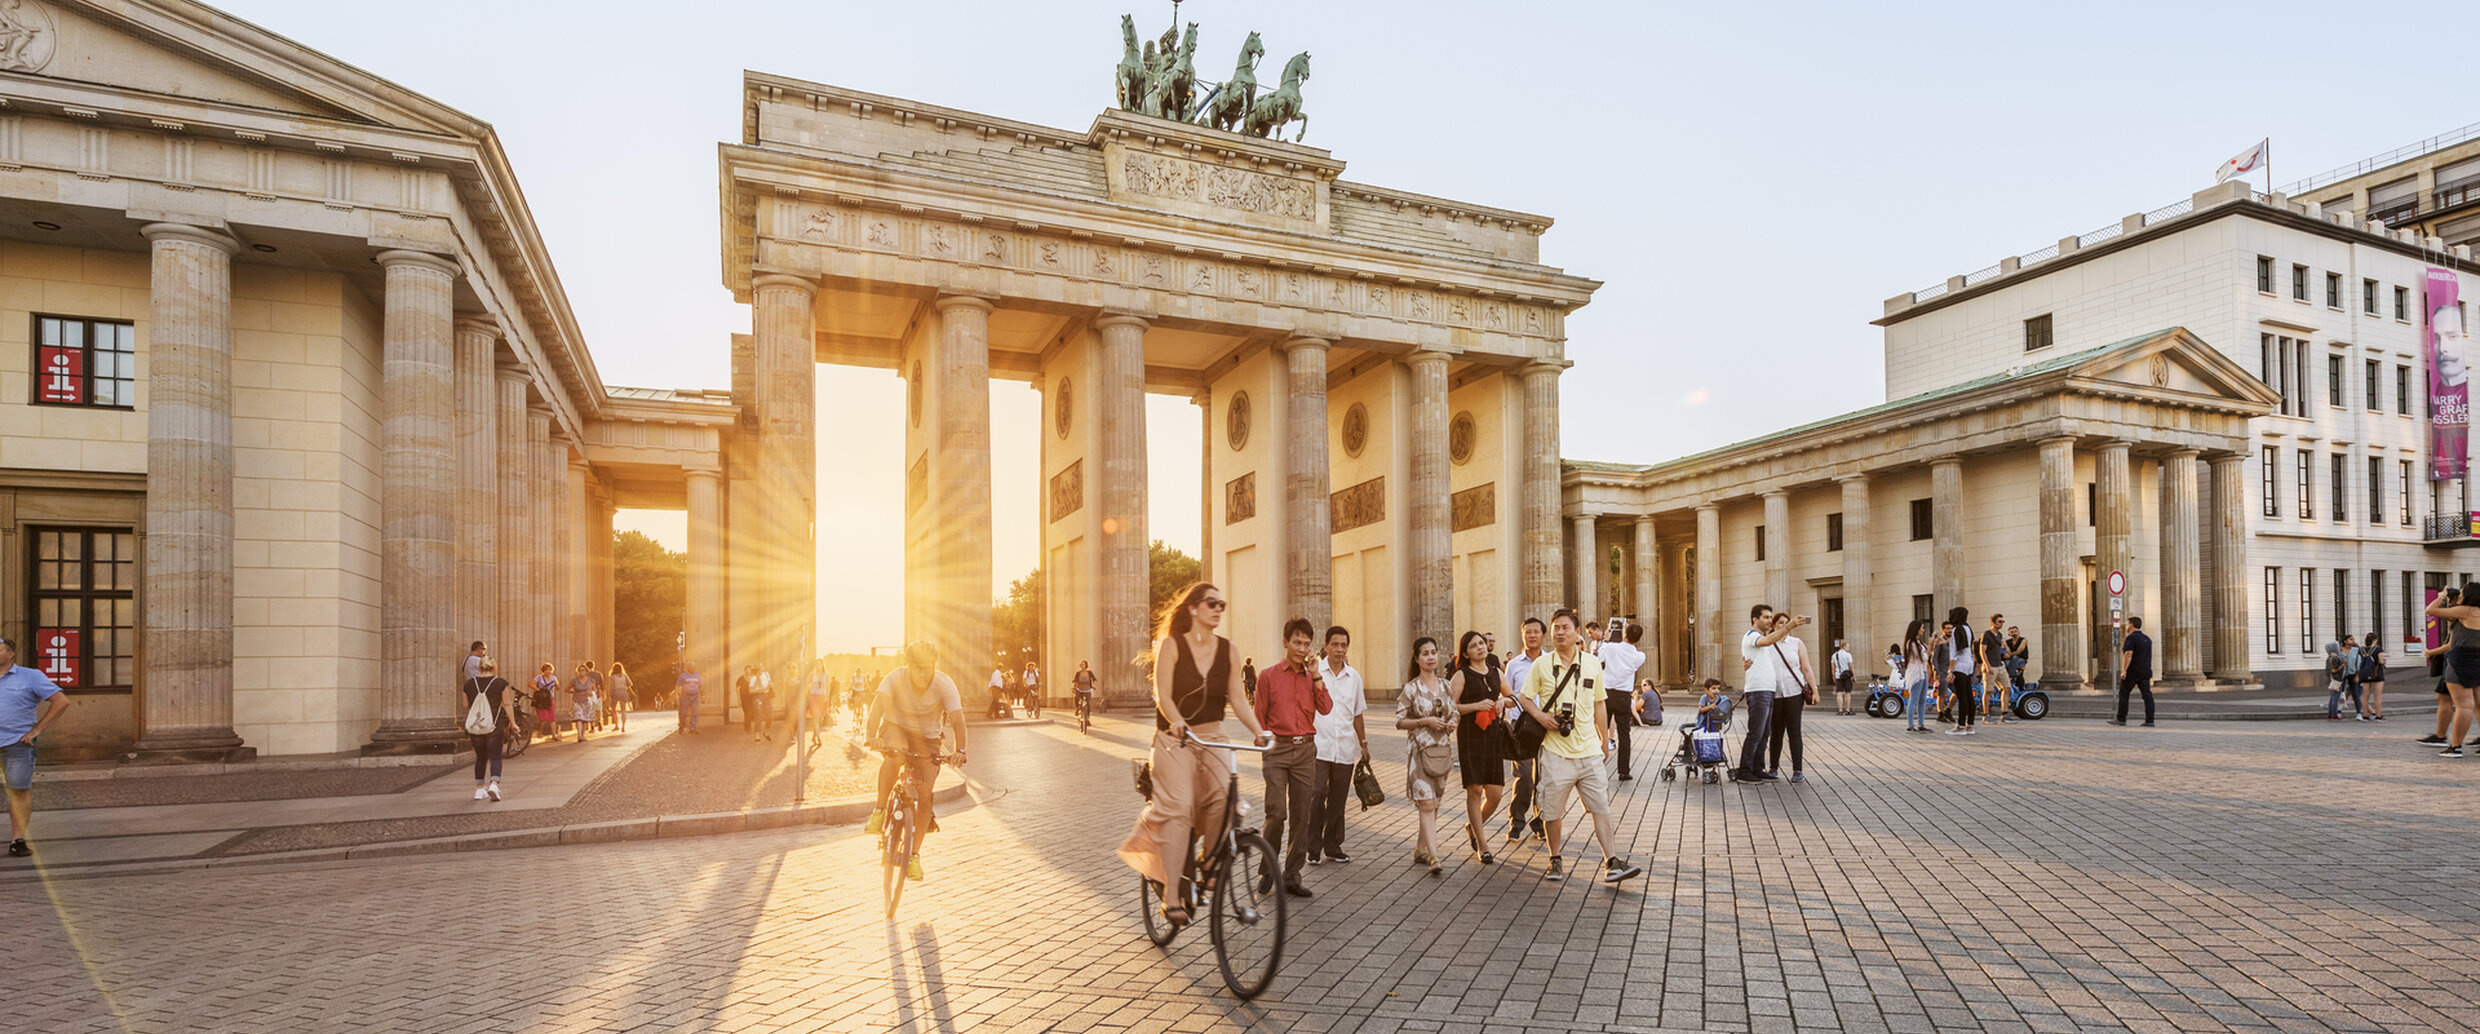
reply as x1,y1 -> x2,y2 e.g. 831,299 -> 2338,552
1456,725 -> 1504,788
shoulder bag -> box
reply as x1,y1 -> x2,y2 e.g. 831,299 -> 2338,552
1506,663 -> 1578,761
1770,641 -> 1812,703
462,677 -> 497,736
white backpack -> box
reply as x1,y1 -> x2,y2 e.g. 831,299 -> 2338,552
463,678 -> 498,736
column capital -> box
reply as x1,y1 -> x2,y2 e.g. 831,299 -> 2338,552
1279,334 -> 1331,354
452,314 -> 499,339
685,466 -> 723,484
751,272 -> 820,295
139,221 -> 238,255
1190,388 -> 1210,408
2036,434 -> 2079,447
375,248 -> 459,277
1518,358 -> 1572,379
1833,472 -> 1873,484
1694,501 -> 1720,515
1635,513 -> 1657,527
495,364 -> 531,386
2164,446 -> 2202,461
1931,455 -> 1964,470
933,293 -> 996,315
1406,349 -> 1456,367
1760,487 -> 1790,501
2095,438 -> 2132,453
2206,449 -> 2247,466
1093,310 -> 1151,332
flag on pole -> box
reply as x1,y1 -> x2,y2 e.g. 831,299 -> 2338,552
2215,139 -> 2268,184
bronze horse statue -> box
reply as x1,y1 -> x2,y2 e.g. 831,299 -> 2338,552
1194,31 -> 1262,133
1115,14 -> 1147,111
1244,51 -> 1310,141
1142,23 -> 1201,121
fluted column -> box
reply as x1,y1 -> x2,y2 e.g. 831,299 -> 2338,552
1695,503 -> 1721,680
367,249 -> 461,752
1196,390 -> 1213,581
557,452 -> 582,666
2162,449 -> 2205,685
495,370 -> 532,674
686,468 -> 726,688
1284,336 -> 1333,631
2096,440 -> 2133,625
2036,437 -> 2082,689
1931,457 -> 1965,621
1519,362 -> 1565,618
753,274 -> 819,672
134,222 -> 245,758
1407,351 -> 1453,649
526,408 -> 554,684
932,295 -> 995,698
1571,515 -> 1599,617
452,317 -> 499,657
593,493 -> 616,665
1761,489 -> 1791,610
2210,453 -> 2253,681
1837,474 -> 1871,680
1632,515 -> 1658,648
1094,313 -> 1151,704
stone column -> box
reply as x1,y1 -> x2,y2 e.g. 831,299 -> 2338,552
367,249 -> 462,753
1632,515 -> 1658,642
1283,336 -> 1333,631
133,222 -> 246,759
1568,515 -> 1598,617
2209,453 -> 2253,682
1196,390 -> 1213,582
495,370 -> 532,673
1931,457 -> 1965,621
752,274 -> 819,672
2161,449 -> 2205,685
526,407 -> 554,685
686,468 -> 726,688
1407,351 -> 1453,649
550,440 -> 572,668
1761,489 -> 1791,610
2096,440 -> 2133,629
2036,437 -> 2082,689
1519,362 -> 1565,618
452,317 -> 499,657
933,295 -> 996,699
565,456 -> 589,665
1093,313 -> 1151,706
594,494 -> 616,664
1837,474 -> 1871,680
1695,503 -> 1721,680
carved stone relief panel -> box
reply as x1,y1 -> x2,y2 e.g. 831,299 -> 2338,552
1341,402 -> 1369,458
1225,472 -> 1256,524
909,360 -> 924,427
1448,411 -> 1476,466
1450,483 -> 1496,532
1331,476 -> 1385,534
1116,149 -> 1317,222
924,222 -> 956,258
1055,377 -> 1073,438
1226,391 -> 1251,451
1049,459 -> 1084,522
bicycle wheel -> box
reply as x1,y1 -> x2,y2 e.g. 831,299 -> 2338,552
1208,831 -> 1286,999
1138,876 -> 1179,946
503,715 -> 532,758
882,803 -> 913,919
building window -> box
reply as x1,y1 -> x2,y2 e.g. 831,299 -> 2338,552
1822,597 -> 1845,649
2366,359 -> 2381,411
2399,365 -> 2413,415
2328,271 -> 2344,309
2297,450 -> 2313,519
1912,594 -> 1933,625
2402,460 -> 2414,526
2023,313 -> 2053,352
2087,482 -> 2098,527
2405,570 -> 2420,648
2300,568 -> 2315,654
2327,354 -> 2344,407
2292,264 -> 2309,300
2365,278 -> 2380,315
2370,456 -> 2385,524
2335,568 -> 2349,642
2396,285 -> 2411,321
2256,255 -> 2275,293
1825,512 -> 1843,552
1753,525 -> 1765,562
29,527 -> 137,692
1909,499 -> 1932,541
2297,339 -> 2310,414
2331,452 -> 2347,521
2265,567 -> 2281,654
2262,446 -> 2279,517
30,316 -> 137,410
2372,569 -> 2387,647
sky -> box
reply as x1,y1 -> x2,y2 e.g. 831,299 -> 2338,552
210,0 -> 2468,650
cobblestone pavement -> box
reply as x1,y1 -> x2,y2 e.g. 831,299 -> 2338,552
13,711 -> 2480,1033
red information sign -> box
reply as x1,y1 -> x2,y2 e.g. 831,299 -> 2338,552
36,345 -> 83,404
34,628 -> 79,687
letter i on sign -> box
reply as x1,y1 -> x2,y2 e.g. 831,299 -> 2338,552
38,629 -> 78,686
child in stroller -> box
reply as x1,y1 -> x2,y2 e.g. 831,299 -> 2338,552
1663,679 -> 1737,783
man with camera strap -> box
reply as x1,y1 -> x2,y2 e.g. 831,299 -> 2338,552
1512,608 -> 1643,885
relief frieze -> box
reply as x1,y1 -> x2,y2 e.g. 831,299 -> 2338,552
1120,150 -> 1315,221
1331,476 -> 1385,534
1450,483 -> 1496,532
1049,459 -> 1084,522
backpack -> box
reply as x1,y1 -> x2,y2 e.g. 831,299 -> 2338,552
2359,651 -> 2381,680
462,678 -> 497,736
530,682 -> 554,711
2325,650 -> 2347,679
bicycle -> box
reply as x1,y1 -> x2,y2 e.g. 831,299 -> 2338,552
878,747 -> 954,919
1076,690 -> 1094,734
1135,732 -> 1286,1000
501,705 -> 536,759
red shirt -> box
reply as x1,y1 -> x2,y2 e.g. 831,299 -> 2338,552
1252,660 -> 1332,737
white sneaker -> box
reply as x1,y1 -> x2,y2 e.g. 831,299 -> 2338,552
473,787 -> 488,800
486,783 -> 503,802
1945,729 -> 1967,736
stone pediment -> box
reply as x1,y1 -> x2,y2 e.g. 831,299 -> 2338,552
2,0 -> 468,133
1089,108 -> 1342,233
2069,327 -> 2281,408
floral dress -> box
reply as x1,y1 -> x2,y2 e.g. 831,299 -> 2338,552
1395,675 -> 1456,802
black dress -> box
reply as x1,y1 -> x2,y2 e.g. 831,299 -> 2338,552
1452,664 -> 1504,788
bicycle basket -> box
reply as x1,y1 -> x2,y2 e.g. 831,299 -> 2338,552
1131,756 -> 1154,801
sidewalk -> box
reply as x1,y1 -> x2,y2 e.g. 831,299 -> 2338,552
2036,684 -> 2441,720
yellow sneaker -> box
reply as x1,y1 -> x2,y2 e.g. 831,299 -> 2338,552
905,855 -> 924,882
864,808 -> 884,835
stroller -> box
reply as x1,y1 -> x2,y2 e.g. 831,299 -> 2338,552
1661,693 -> 1737,784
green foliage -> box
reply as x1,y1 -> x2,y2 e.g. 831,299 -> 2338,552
612,530 -> 686,684
1148,540 -> 1201,625
992,567 -> 1043,670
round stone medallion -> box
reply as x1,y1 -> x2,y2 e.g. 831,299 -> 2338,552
1055,377 -> 1073,439
0,4 -> 58,74
1227,391 -> 1251,452
909,360 -> 924,428
1341,402 -> 1369,458
1449,411 -> 1476,466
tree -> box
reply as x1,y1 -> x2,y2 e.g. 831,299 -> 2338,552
611,530 -> 687,684
992,567 -> 1043,671
1148,540 -> 1201,624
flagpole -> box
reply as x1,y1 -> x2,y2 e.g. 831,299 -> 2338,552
2263,138 -> 2272,196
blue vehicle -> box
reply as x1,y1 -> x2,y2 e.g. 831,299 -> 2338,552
1864,674 -> 1907,719
1867,672 -> 2048,720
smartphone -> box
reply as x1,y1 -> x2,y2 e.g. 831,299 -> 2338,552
1607,617 -> 1625,642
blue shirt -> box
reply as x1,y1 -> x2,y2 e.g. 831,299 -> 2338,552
0,665 -> 63,743
676,672 -> 703,696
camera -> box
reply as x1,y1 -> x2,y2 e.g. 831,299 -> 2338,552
1555,702 -> 1577,736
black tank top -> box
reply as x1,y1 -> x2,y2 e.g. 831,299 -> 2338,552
1157,633 -> 1232,731
1454,663 -> 1500,738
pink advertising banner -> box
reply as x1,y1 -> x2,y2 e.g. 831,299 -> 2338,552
2430,267 -> 2466,480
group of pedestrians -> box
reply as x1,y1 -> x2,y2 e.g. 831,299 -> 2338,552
457,640 -> 646,803
2322,631 -> 2392,722
1884,609 -> 2051,733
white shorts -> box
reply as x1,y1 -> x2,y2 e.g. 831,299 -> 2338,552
1537,752 -> 1611,820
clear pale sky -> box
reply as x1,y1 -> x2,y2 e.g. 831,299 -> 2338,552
211,0 -> 2463,650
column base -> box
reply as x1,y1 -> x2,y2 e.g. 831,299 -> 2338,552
2037,672 -> 2087,693
128,728 -> 253,765
362,719 -> 465,756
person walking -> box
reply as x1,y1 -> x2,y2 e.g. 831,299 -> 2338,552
607,662 -> 632,734
1502,617 -> 1549,843
1306,626 -> 1368,867
1941,609 -> 1980,735
1119,582 -> 1271,923
1736,604 -> 1803,779
1596,622 -> 1646,780
531,663 -> 563,742
569,662 -> 602,742
1829,639 -> 1854,715
2360,633 -> 2388,721
750,665 -> 776,742
2109,616 -> 2155,726
736,666 -> 760,732
676,661 -> 703,734
462,660 -> 515,801
1394,636 -> 1456,876
0,637 -> 72,858
2424,584 -> 2480,758
1253,617 -> 1333,898
1762,612 -> 1815,781
1982,614 -> 2014,723
1898,619 -> 1933,732
1447,631 -> 1505,866
1512,609 -> 1644,885
1022,662 -> 1042,719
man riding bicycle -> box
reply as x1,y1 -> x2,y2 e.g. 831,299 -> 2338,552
865,640 -> 969,881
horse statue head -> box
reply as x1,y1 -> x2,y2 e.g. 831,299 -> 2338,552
1280,51 -> 1311,88
1120,13 -> 1136,52
1237,30 -> 1264,72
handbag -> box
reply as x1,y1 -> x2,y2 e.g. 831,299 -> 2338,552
1351,758 -> 1385,809
1771,641 -> 1812,703
1507,663 -> 1578,760
462,678 -> 497,736
1131,757 -> 1155,801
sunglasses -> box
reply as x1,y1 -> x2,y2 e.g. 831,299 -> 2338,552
1201,598 -> 1228,611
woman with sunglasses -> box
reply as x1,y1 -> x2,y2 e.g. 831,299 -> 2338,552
1117,582 -> 1272,923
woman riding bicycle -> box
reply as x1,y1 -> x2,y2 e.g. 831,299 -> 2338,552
864,640 -> 969,881
1117,581 -> 1270,923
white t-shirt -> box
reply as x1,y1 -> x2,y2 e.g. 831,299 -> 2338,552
1830,649 -> 1852,679
1311,660 -> 1367,764
1596,642 -> 1645,697
1740,629 -> 1782,693
1945,628 -> 1977,676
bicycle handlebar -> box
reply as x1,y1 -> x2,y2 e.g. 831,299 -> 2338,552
1182,731 -> 1273,753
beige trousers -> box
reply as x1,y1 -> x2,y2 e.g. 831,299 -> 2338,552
1117,725 -> 1232,888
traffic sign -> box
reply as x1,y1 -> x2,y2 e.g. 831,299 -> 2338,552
2109,597 -> 2124,611
2107,570 -> 2126,596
